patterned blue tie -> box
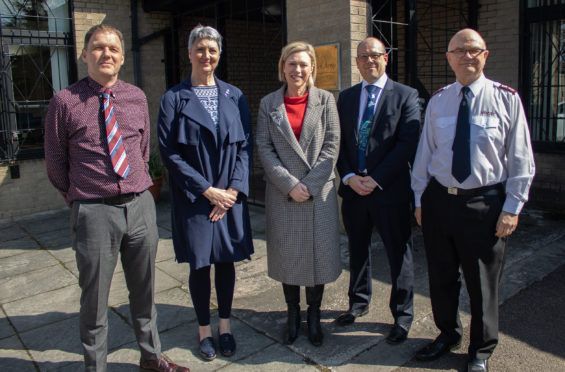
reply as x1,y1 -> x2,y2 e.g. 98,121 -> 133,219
452,86 -> 471,183
357,85 -> 379,173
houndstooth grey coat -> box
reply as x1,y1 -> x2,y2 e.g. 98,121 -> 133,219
256,85 -> 342,286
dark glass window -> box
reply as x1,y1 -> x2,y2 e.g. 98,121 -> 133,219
0,0 -> 74,161
522,0 -> 565,150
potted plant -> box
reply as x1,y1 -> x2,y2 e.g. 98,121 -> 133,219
148,151 -> 165,203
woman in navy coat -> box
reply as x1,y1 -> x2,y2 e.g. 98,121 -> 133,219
158,25 -> 253,361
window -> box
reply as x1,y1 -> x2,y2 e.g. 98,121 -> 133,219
521,0 -> 565,149
0,0 -> 74,161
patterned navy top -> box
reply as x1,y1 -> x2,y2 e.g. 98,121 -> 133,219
193,85 -> 219,128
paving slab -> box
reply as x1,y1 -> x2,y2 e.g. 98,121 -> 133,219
0,308 -> 15,339
0,249 -> 60,279
21,309 -> 137,369
0,264 -> 76,303
0,223 -> 27,242
107,267 -> 181,307
15,208 -> 69,235
219,343 -> 319,371
155,259 -> 189,284
34,228 -> 74,263
156,239 -> 178,263
0,235 -> 39,258
3,284 -> 82,333
114,286 -> 196,333
0,334 -> 36,371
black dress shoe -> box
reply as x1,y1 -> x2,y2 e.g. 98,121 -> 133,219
199,337 -> 216,361
415,337 -> 461,361
468,358 -> 488,372
334,308 -> 369,326
219,333 -> 236,357
386,324 -> 408,345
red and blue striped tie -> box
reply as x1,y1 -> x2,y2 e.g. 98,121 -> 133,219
103,89 -> 129,179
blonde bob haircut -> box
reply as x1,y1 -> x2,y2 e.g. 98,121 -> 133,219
278,41 -> 317,87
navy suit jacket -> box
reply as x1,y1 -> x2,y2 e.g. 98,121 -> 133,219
336,78 -> 421,204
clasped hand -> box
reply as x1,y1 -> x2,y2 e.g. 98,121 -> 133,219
289,182 -> 311,202
349,175 -> 377,196
203,187 -> 238,222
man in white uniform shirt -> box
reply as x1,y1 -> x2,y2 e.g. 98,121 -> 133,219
411,29 -> 535,372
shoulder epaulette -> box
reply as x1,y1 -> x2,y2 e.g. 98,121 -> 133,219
431,87 -> 446,97
496,83 -> 517,94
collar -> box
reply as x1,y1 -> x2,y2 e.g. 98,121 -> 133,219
362,73 -> 388,91
455,73 -> 485,98
87,76 -> 121,96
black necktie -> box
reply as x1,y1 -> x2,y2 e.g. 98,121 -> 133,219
452,86 -> 471,183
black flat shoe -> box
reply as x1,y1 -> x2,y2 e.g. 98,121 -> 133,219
219,333 -> 236,357
334,308 -> 369,326
199,337 -> 216,361
415,337 -> 461,361
468,357 -> 488,372
386,324 -> 408,345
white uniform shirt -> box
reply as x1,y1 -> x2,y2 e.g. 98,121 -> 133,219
411,74 -> 535,215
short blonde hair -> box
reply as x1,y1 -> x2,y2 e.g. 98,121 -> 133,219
278,41 -> 317,87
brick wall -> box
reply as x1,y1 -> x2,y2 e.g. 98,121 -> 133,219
0,161 -> 66,219
286,0 -> 369,92
73,0 -> 169,153
477,0 -> 520,89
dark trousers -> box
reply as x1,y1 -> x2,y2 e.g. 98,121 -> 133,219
421,179 -> 507,359
282,283 -> 324,308
72,190 -> 161,371
341,196 -> 414,327
189,262 -> 235,326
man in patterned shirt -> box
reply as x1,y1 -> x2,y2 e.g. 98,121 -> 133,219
44,24 -> 189,372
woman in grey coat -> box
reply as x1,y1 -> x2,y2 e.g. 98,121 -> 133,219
256,41 -> 341,347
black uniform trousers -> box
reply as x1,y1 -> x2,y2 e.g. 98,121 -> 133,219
342,194 -> 414,328
421,178 -> 507,360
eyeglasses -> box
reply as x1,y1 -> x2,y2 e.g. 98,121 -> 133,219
357,53 -> 387,62
447,48 -> 487,58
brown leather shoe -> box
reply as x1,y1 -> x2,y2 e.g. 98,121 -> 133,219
140,358 -> 190,372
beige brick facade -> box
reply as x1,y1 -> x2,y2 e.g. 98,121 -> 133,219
286,0 -> 369,93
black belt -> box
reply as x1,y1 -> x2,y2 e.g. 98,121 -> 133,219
84,192 -> 141,205
431,178 -> 503,197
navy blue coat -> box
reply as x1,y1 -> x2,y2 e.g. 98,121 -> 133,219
158,77 -> 254,269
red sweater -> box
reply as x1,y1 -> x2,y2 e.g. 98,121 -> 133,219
284,92 -> 309,141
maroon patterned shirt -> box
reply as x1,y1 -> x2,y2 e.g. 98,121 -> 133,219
44,77 -> 153,206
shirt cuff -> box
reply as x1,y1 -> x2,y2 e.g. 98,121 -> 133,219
342,173 -> 355,185
502,195 -> 524,215
414,192 -> 423,207
368,176 -> 383,191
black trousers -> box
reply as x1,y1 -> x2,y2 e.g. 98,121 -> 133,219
189,262 -> 235,326
342,196 -> 414,328
421,179 -> 507,359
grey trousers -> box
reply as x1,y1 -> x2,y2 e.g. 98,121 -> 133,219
71,190 -> 161,372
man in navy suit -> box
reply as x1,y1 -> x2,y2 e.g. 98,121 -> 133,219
335,37 -> 420,344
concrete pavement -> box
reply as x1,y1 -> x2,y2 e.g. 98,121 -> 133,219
1,193 -> 564,371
